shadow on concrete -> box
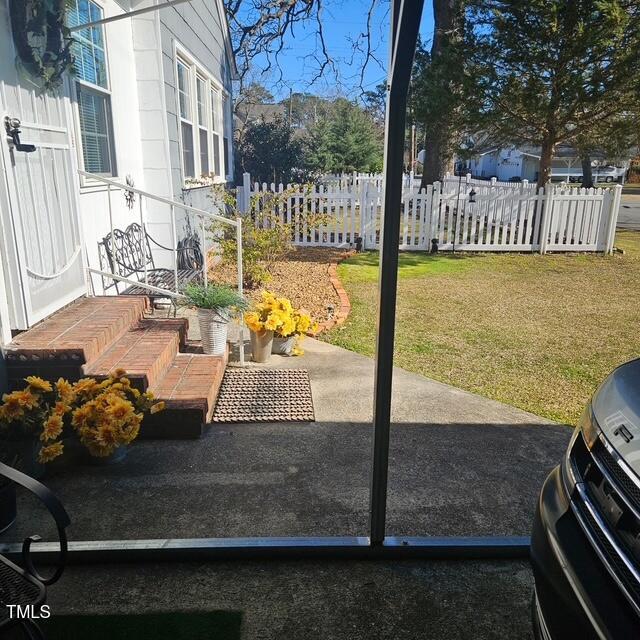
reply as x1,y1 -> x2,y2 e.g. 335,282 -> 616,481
0,420 -> 569,544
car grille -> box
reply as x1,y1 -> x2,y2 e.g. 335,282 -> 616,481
569,431 -> 640,616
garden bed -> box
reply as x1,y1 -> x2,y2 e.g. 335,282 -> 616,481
209,247 -> 353,329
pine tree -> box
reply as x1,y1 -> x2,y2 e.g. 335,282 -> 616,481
471,0 -> 640,187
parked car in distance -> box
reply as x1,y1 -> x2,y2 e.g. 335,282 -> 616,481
531,358 -> 640,639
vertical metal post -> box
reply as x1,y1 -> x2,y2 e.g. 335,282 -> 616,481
369,0 -> 425,545
141,196 -> 148,286
201,217 -> 208,287
107,184 -> 115,276
170,204 -> 178,292
236,217 -> 244,366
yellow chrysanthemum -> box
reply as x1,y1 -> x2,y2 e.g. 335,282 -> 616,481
55,378 -> 75,403
1,394 -> 23,421
25,376 -> 52,393
150,401 -> 165,414
74,378 -> 99,395
41,414 -> 64,442
38,442 -> 64,463
12,389 -> 39,409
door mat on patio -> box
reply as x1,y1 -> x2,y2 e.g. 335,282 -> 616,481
37,611 -> 242,640
212,368 -> 315,422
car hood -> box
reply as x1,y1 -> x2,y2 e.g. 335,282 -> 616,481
593,358 -> 640,478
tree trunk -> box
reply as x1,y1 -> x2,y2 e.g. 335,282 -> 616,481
420,0 -> 461,189
537,136 -> 555,188
581,155 -> 594,188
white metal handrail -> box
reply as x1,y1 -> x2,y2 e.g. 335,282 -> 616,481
79,170 -> 245,365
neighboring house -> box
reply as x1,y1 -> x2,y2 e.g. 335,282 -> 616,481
0,0 -> 237,348
468,146 -> 628,183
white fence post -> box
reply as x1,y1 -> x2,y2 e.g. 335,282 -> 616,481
360,181 -> 368,250
605,184 -> 622,254
539,183 -> 554,254
490,177 -> 497,186
430,181 -> 441,248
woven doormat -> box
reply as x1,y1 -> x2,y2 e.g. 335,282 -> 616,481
212,369 -> 315,423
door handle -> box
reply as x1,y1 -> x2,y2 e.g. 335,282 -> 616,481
4,116 -> 36,153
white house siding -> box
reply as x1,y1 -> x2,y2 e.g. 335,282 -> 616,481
75,0 -> 147,292
159,0 -> 234,194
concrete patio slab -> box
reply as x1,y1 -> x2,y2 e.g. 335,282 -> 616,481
45,558 -> 535,640
2,330 -> 571,638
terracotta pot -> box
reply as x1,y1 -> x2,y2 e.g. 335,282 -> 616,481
250,330 -> 274,363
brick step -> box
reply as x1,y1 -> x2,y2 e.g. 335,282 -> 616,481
142,352 -> 227,438
3,296 -> 149,386
83,318 -> 188,391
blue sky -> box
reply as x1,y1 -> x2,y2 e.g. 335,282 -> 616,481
246,0 -> 435,101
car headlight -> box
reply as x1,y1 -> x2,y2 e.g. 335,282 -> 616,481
562,403 -> 599,493
578,403 -> 599,450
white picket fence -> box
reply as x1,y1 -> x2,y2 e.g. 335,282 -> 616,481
237,173 -> 622,254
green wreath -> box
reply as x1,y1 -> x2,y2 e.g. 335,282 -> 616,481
10,0 -> 75,92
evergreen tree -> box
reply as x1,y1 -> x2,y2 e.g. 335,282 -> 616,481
305,99 -> 383,174
237,116 -> 303,184
470,0 -> 640,187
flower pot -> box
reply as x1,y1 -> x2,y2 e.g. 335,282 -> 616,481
8,439 -> 45,480
85,446 -> 128,466
0,482 -> 17,534
198,308 -> 230,356
272,335 -> 296,356
250,330 -> 274,363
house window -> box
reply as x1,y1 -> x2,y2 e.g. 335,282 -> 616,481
177,59 -> 195,178
210,87 -> 222,178
176,50 -> 231,184
196,76 -> 209,176
223,95 -> 232,178
67,0 -> 117,176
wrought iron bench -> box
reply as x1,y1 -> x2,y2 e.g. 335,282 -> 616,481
97,222 -> 203,302
0,462 -> 70,640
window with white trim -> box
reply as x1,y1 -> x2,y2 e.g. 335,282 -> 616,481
176,50 -> 230,183
177,59 -> 195,179
196,75 -> 209,176
67,0 -> 117,176
223,94 -> 232,178
210,87 -> 223,178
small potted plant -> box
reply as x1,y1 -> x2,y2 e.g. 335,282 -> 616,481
182,283 -> 246,356
273,307 -> 319,356
244,291 -> 288,362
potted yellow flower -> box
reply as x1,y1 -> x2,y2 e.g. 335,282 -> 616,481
244,292 -> 319,359
244,291 -> 293,362
276,308 -> 319,356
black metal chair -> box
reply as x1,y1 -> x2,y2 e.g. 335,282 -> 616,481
0,462 -> 70,640
97,222 -> 203,303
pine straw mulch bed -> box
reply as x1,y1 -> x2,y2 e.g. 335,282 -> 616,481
209,247 -> 353,327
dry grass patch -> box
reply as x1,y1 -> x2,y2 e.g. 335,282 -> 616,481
325,231 -> 640,425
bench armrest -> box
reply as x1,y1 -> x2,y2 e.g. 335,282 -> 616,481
0,461 -> 70,585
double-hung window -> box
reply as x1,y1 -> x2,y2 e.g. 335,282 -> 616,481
177,50 -> 230,184
196,76 -> 209,176
177,59 -> 195,179
210,87 -> 222,178
67,0 -> 117,176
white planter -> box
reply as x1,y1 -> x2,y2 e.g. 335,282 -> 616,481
272,335 -> 296,355
197,308 -> 230,355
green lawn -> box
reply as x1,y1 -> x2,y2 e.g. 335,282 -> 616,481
323,231 -> 640,425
